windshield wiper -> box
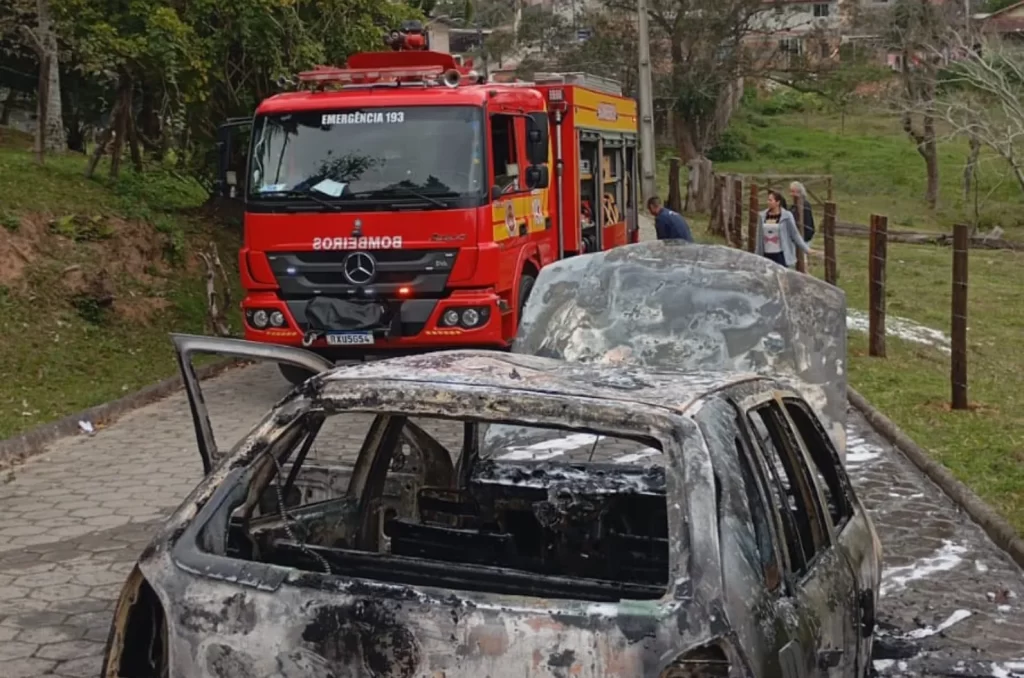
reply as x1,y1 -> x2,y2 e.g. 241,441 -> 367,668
257,189 -> 343,211
351,186 -> 449,209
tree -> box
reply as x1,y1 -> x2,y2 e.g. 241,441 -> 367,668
5,0 -> 67,157
601,0 -> 781,167
878,0 -> 960,208
51,0 -> 420,183
933,35 -> 1024,195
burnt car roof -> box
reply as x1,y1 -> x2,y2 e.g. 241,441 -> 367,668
314,349 -> 765,415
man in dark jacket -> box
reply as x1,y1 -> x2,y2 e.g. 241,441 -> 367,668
647,196 -> 693,242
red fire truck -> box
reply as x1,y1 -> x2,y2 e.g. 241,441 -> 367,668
216,21 -> 641,384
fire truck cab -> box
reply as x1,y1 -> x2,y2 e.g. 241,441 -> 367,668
216,21 -> 640,384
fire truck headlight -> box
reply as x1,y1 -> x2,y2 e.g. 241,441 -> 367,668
251,310 -> 269,329
269,311 -> 286,328
461,308 -> 480,327
442,309 -> 460,327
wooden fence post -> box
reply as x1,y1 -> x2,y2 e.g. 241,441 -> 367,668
748,183 -> 759,252
794,195 -> 807,273
823,202 -> 838,285
951,223 -> 969,410
667,158 -> 683,213
708,174 -> 723,236
731,177 -> 743,248
868,214 -> 888,358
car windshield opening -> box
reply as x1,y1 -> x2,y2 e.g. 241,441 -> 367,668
217,412 -> 672,602
248,106 -> 485,206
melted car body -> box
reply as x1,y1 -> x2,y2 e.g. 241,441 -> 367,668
101,244 -> 879,678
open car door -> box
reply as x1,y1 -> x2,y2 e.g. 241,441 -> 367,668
171,333 -> 333,474
511,242 -> 850,461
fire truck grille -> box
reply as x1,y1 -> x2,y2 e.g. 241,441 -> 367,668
267,249 -> 459,298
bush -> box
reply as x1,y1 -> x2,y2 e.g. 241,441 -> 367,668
747,89 -> 822,116
707,129 -> 753,162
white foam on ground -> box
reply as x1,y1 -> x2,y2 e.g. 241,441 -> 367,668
881,540 -> 968,596
991,661 -> 1024,677
847,309 -> 952,354
496,433 -> 601,461
906,608 -> 972,639
845,431 -> 884,466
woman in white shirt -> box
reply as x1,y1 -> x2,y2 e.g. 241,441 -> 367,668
755,190 -> 814,268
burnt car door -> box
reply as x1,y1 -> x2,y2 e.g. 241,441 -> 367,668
739,393 -> 861,678
779,396 -> 880,676
171,333 -> 334,474
693,395 -> 804,676
172,333 -> 456,526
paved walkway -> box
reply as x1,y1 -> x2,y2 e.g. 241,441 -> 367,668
1,363 -> 1024,676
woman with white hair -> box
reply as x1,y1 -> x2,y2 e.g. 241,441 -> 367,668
789,181 -> 815,242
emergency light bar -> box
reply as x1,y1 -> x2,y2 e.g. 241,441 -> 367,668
298,65 -> 446,86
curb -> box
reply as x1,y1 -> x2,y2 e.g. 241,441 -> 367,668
0,358 -> 247,471
849,386 -> 1024,570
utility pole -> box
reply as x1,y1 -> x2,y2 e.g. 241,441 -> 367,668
637,0 -> 657,203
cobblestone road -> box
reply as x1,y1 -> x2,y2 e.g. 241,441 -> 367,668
1,362 -> 1023,677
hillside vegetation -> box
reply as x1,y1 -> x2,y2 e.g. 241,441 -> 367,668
709,93 -> 1023,237
0,128 -> 241,439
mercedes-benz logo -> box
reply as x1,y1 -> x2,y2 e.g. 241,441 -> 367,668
343,251 -> 376,285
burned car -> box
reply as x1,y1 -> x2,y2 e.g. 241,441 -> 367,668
101,243 -> 881,678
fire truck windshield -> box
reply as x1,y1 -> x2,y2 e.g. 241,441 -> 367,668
247,106 -> 484,210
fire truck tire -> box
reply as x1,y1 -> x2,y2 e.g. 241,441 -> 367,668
279,363 -> 316,387
518,273 -> 536,322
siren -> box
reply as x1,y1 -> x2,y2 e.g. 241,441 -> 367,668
442,69 -> 462,88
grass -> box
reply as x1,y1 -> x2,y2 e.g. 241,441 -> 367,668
834,239 -> 1024,530
0,131 -> 241,439
681,98 -> 1024,238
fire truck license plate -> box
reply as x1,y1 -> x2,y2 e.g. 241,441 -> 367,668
325,332 -> 374,346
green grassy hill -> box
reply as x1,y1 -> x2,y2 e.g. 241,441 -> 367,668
0,128 -> 241,439
707,98 -> 1023,237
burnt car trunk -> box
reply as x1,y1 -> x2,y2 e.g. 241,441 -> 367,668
512,242 -> 849,462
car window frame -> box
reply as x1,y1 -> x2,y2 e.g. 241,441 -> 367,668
737,392 -> 834,588
780,397 -> 856,534
730,412 -> 788,594
693,396 -> 787,594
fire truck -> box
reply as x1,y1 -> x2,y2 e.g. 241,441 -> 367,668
216,21 -> 641,384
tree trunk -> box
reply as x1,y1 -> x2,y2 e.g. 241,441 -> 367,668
963,134 -> 980,202
0,89 -> 14,126
922,113 -> 938,209
686,156 -> 714,213
109,86 -> 128,178
35,0 -> 66,152
33,53 -> 50,165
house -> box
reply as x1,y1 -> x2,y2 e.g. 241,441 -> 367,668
745,0 -> 844,67
974,0 -> 1024,38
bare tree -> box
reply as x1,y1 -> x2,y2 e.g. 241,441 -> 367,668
865,0 -> 961,209
19,0 -> 66,156
931,34 -> 1024,195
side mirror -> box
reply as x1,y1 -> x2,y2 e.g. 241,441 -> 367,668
525,165 -> 549,190
491,185 -> 503,201
215,117 -> 253,199
526,112 -> 549,166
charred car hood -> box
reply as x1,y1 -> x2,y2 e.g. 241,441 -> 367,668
512,242 -> 848,459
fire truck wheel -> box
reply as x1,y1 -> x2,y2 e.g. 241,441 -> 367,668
518,273 -> 536,322
279,363 -> 316,387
